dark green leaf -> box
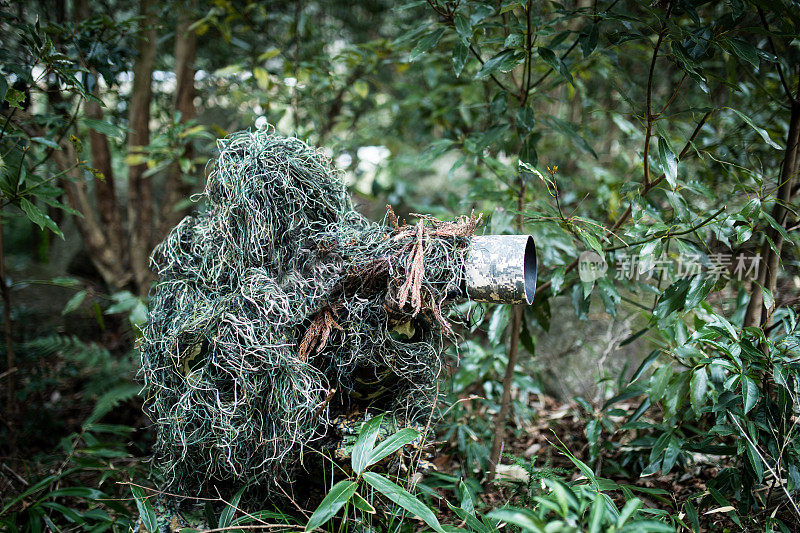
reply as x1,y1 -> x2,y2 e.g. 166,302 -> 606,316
368,427 -> 420,467
649,365 -> 673,403
305,480 -> 357,532
351,492 -> 375,514
690,367 -> 708,414
410,27 -> 446,61
657,137 -> 678,188
362,472 -> 445,533
62,290 -> 87,315
537,47 -> 574,87
82,117 -> 125,140
580,24 -> 599,57
351,414 -> 383,474
723,38 -> 761,68
653,278 -> 691,320
131,486 -> 157,533
685,274 -> 716,310
761,211 -> 792,244
20,198 -> 63,238
731,108 -> 782,149
219,486 -> 246,528
453,41 -> 469,77
476,49 -> 524,79
454,14 -> 471,43
742,375 -> 758,413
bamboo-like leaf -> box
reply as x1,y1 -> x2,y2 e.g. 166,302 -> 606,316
351,414 -> 383,474
219,486 -> 246,528
731,108 -> 782,149
367,427 -> 420,467
488,508 -> 544,532
362,472 -> 445,533
305,480 -> 357,532
131,486 -> 157,533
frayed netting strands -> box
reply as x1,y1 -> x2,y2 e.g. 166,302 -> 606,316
139,128 -> 481,495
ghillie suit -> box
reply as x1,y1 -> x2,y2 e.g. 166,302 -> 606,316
139,128 -> 481,497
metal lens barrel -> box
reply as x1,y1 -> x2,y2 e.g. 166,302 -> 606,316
463,235 -> 537,304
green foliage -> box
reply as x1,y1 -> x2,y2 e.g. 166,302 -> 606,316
0,423 -> 141,532
305,416 -> 440,532
600,305 -> 800,525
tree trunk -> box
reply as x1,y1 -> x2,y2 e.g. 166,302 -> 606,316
745,96 -> 800,329
0,211 -> 16,435
158,3 -> 197,250
488,179 -> 527,479
86,94 -> 127,277
127,0 -> 159,295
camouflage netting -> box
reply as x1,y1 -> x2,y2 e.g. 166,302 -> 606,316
138,128 -> 481,494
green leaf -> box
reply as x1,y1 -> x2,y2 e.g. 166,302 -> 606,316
598,277 -> 620,318
761,285 -> 774,311
62,290 -> 87,315
537,47 -> 574,87
305,480 -> 357,532
662,435 -> 682,473
82,117 -> 125,140
761,211 -> 792,244
550,266 -> 566,294
410,27 -> 446,61
453,41 -> 469,77
219,486 -> 246,528
657,137 -> 678,188
488,305 -> 510,343
4,87 -> 25,109
362,472 -> 445,533
0,75 -> 7,103
476,49 -> 524,79
631,350 -> 660,383
543,116 -> 597,158
48,486 -> 108,499
742,375 -> 758,414
731,108 -> 782,149
580,23 -> 599,57
131,486 -> 158,533
617,498 -> 642,527
653,278 -> 691,320
351,414 -> 383,474
577,226 -> 603,255
723,38 -> 761,69
470,4 -> 495,25
31,137 -> 61,150
649,365 -> 673,403
588,493 -> 604,533
453,14 -> 472,43
368,427 -> 420,467
20,198 -> 63,238
690,367 -> 708,414
489,508 -> 544,532
684,500 -> 699,532
351,492 -> 375,514
685,274 -> 716,310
